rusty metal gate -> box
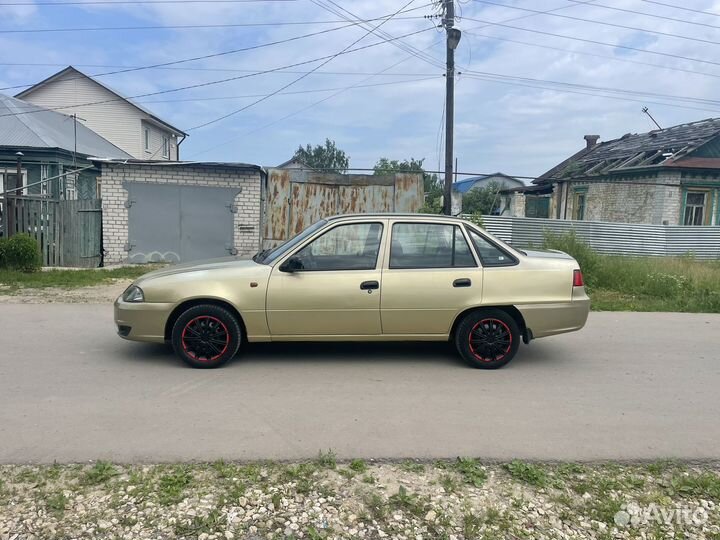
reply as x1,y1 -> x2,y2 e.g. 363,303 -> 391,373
263,168 -> 423,247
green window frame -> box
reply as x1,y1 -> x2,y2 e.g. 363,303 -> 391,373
572,186 -> 588,221
681,187 -> 719,226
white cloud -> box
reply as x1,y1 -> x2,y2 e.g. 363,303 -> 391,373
2,0 -> 720,177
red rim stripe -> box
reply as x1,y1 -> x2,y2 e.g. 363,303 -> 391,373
468,318 -> 512,362
181,315 -> 230,362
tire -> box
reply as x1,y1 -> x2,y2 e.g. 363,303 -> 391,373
455,309 -> 520,369
171,304 -> 241,369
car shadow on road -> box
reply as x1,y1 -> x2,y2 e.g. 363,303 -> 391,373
116,339 -> 567,370
243,341 -> 462,366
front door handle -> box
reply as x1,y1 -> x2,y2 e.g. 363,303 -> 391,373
360,280 -> 380,290
453,278 -> 472,288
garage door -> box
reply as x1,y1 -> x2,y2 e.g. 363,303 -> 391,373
125,182 -> 241,263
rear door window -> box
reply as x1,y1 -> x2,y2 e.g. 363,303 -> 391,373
389,223 -> 476,269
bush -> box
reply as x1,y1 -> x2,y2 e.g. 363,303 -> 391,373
543,230 -> 600,287
4,234 -> 41,272
0,237 -> 7,268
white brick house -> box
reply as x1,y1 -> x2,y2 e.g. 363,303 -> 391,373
16,66 -> 186,161
96,161 -> 263,265
504,119 -> 720,226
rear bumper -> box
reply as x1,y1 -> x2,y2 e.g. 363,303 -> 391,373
517,288 -> 590,339
114,298 -> 175,343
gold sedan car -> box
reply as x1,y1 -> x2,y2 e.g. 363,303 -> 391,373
115,214 -> 589,369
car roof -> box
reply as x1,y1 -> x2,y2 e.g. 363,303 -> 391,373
326,213 -> 466,221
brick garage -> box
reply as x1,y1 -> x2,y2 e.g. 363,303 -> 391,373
96,160 -> 263,265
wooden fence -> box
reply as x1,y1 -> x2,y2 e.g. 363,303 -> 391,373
2,197 -> 102,267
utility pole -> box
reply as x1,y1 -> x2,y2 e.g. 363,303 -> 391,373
442,0 -> 461,215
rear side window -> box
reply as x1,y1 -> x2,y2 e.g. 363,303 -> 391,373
390,223 -> 476,269
466,227 -> 516,267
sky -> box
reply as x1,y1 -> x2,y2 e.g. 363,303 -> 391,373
2,0 -> 720,180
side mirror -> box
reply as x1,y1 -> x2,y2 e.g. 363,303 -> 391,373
280,256 -> 303,273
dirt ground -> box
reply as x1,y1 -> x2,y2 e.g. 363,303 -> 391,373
0,279 -> 131,304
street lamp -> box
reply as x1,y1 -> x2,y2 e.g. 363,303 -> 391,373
447,28 -> 462,50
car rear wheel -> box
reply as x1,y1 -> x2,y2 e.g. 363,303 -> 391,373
171,304 -> 241,368
455,309 -> 520,369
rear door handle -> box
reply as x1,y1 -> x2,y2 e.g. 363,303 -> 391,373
453,278 -> 472,288
360,280 -> 380,290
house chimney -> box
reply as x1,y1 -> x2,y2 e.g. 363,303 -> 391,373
584,134 -> 600,149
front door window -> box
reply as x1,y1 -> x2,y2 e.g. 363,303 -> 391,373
293,222 -> 383,271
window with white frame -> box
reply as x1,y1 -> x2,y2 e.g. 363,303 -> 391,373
144,127 -> 150,152
684,191 -> 708,226
162,136 -> 169,158
0,170 -> 27,196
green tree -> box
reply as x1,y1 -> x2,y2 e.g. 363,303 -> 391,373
461,181 -> 504,215
373,157 -> 442,213
294,138 -> 349,173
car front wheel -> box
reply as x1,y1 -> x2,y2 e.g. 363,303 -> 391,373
171,304 -> 241,368
455,309 -> 520,369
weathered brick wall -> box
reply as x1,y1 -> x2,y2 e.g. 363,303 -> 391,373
99,164 -> 262,265
565,172 -> 682,225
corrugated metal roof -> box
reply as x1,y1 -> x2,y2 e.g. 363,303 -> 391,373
540,117 -> 720,182
452,173 -> 523,193
0,93 -> 131,159
452,175 -> 490,193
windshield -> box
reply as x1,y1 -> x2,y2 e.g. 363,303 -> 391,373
255,219 -> 328,264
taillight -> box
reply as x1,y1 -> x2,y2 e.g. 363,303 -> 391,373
573,269 -> 584,287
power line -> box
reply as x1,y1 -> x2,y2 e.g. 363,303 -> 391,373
1,3 -> 434,92
462,69 -> 720,106
639,0 -> 720,18
470,0 -> 720,47
461,73 -> 720,114
311,0 -> 445,70
0,27 -> 436,119
562,0 -> 720,30
188,40 -> 445,157
185,0 -> 423,131
188,0 -> 605,156
3,76 -> 443,111
143,77 -> 442,102
253,167 -> 700,187
0,0 -> 293,4
0,62 -> 438,76
464,31 -> 720,82
460,16 -> 720,69
0,16 -> 426,33
0,1 -> 585,81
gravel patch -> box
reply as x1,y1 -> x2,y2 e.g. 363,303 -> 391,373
1,458 -> 718,539
0,279 -> 129,304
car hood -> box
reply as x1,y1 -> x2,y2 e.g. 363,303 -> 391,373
136,257 -> 261,282
522,249 -> 575,260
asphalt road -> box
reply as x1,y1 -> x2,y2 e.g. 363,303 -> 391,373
0,305 -> 718,463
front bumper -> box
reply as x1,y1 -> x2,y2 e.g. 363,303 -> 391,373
114,298 -> 175,343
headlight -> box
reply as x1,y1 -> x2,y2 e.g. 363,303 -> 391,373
122,285 -> 145,303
